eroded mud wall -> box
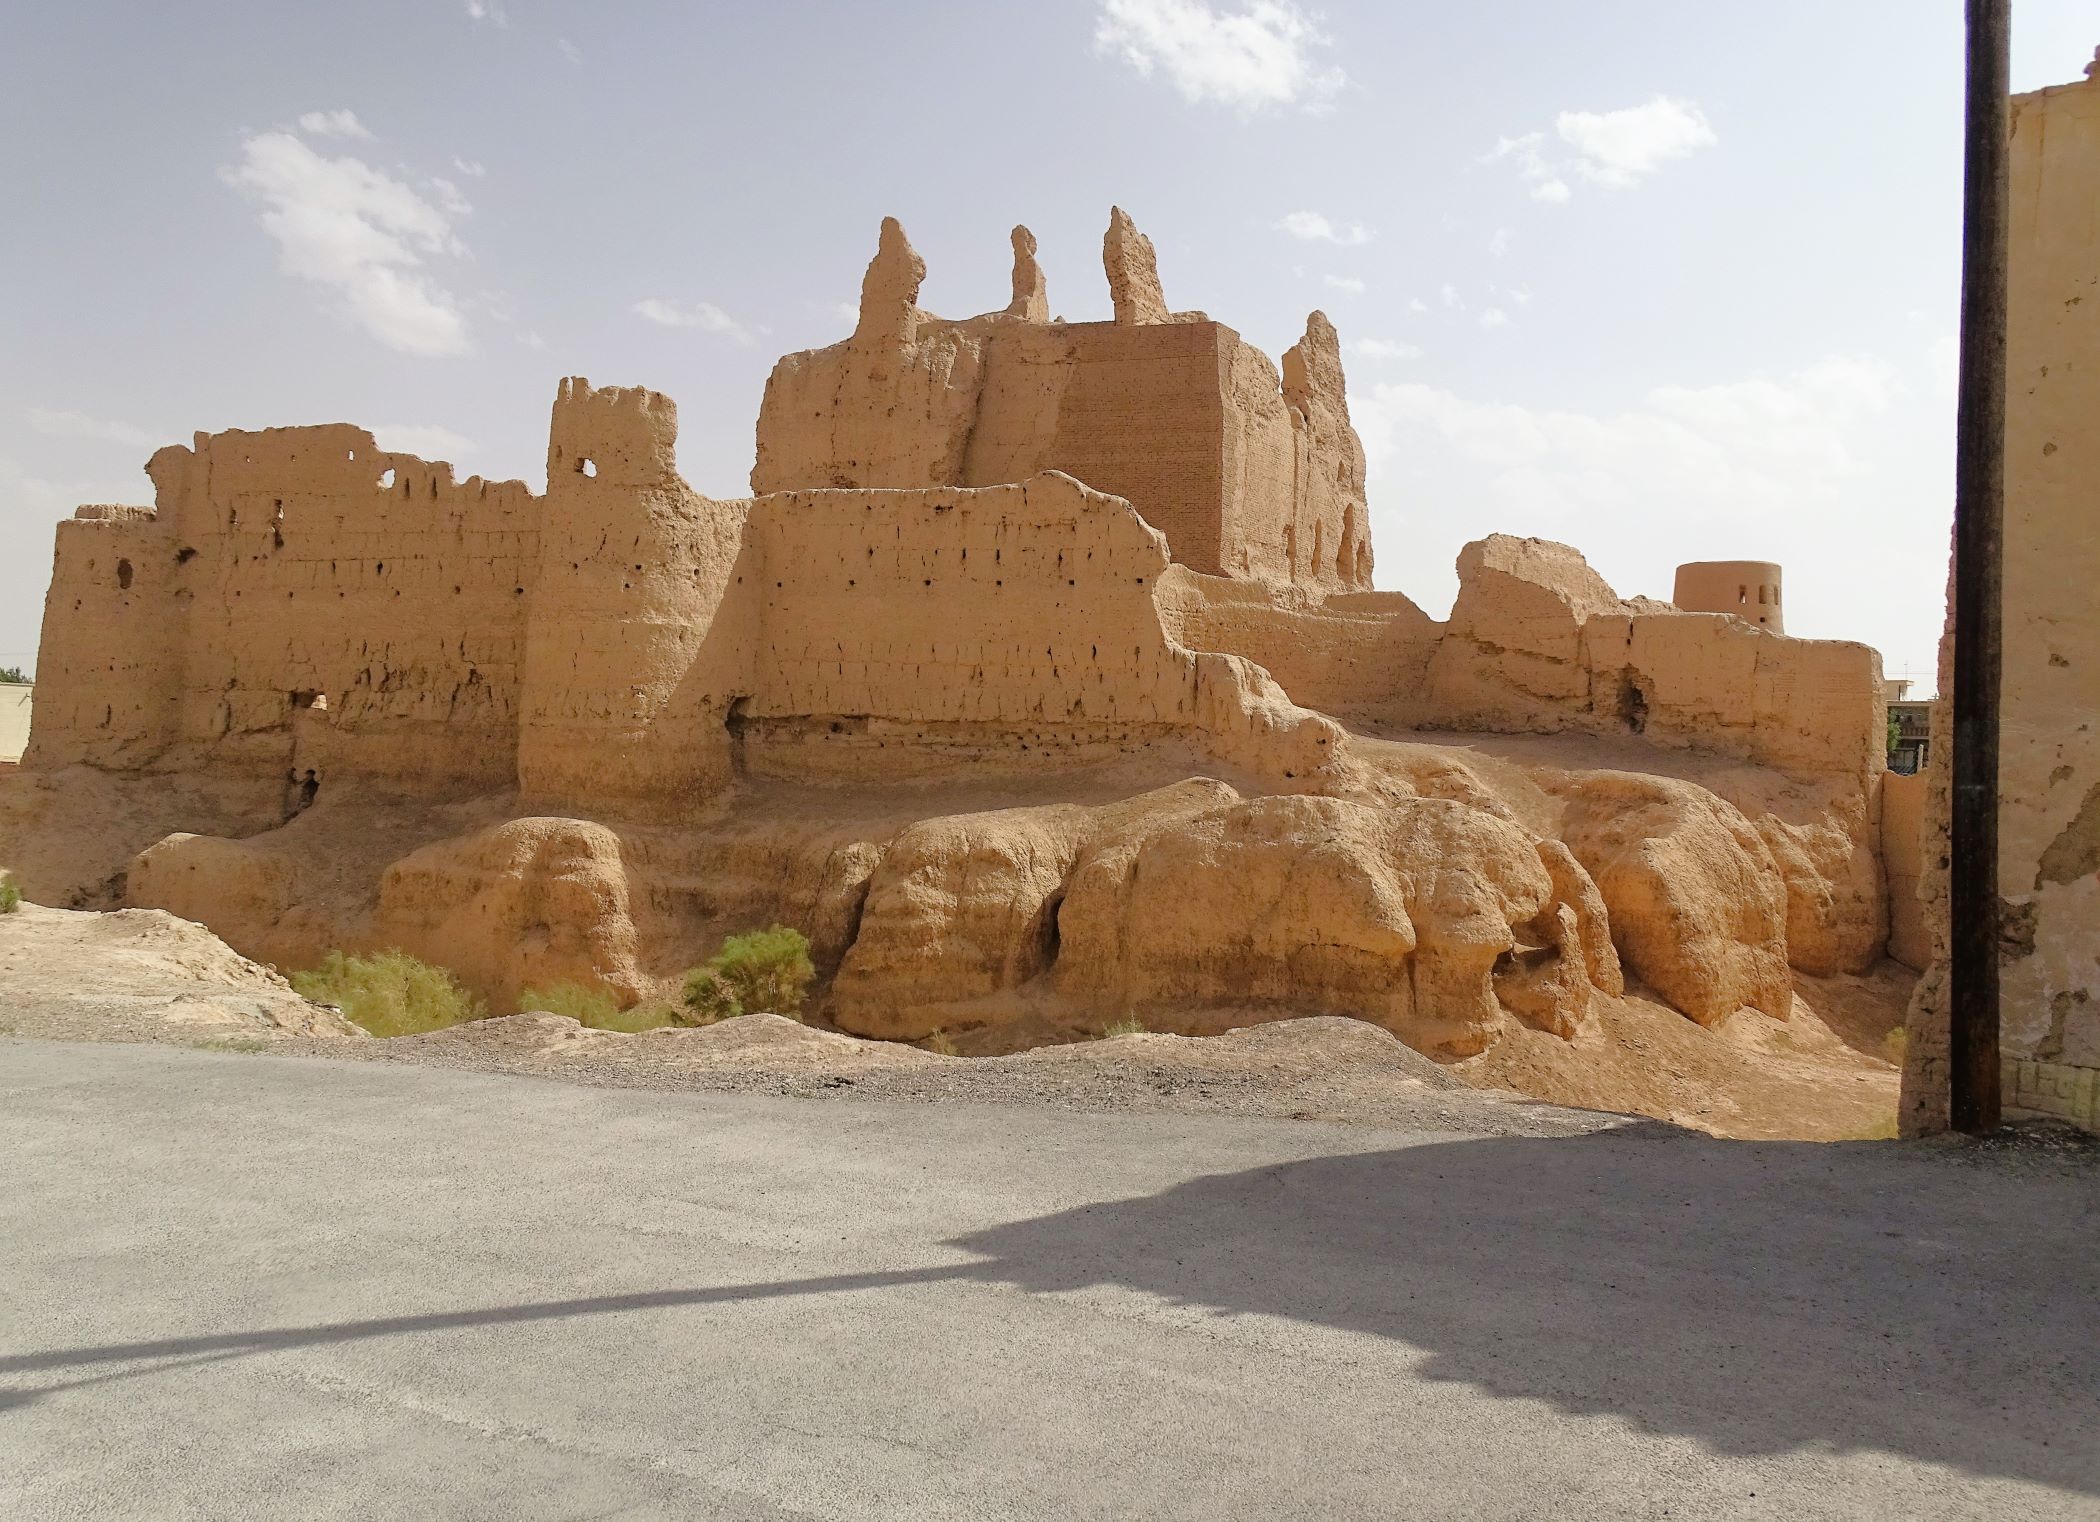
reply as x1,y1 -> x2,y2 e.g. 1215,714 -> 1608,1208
1906,70 -> 2100,1133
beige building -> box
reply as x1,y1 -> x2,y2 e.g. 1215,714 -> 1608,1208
1905,54 -> 2100,1133
0,684 -> 30,766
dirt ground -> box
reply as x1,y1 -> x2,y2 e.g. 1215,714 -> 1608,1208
0,900 -> 1909,1140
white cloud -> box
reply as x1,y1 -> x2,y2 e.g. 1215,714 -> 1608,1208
558,37 -> 582,64
26,408 -> 162,450
1439,283 -> 1463,311
1488,228 -> 1510,258
1408,297 -> 1430,315
1479,307 -> 1510,330
1351,355 -> 1909,627
1487,97 -> 1713,201
371,424 -> 474,461
632,297 -> 752,342
518,330 -> 547,351
1093,0 -> 1344,114
1347,338 -> 1422,361
428,176 -> 473,216
1485,133 -> 1571,204
1275,209 -> 1371,246
221,131 -> 471,357
297,109 -> 373,141
1557,96 -> 1716,186
464,0 -> 507,23
1322,274 -> 1366,296
452,156 -> 486,178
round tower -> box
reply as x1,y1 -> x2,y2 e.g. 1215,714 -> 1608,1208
1673,560 -> 1784,633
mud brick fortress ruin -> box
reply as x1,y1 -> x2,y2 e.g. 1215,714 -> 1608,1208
10,114 -> 2098,1126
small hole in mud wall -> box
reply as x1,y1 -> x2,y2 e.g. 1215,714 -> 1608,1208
1615,673 -> 1650,735
378,467 -> 397,490
578,457 -> 598,478
116,559 -> 133,590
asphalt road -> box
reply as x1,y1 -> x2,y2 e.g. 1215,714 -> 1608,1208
3,1040 -> 2096,1521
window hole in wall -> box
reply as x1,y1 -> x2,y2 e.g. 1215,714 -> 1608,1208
116,559 -> 133,590
379,467 -> 397,490
1614,671 -> 1650,735
578,457 -> 597,478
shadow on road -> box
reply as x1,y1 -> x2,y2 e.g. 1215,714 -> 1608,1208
6,1124 -> 2095,1494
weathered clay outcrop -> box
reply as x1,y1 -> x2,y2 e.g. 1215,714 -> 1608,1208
375,818 -> 645,1010
1554,774 -> 1792,1025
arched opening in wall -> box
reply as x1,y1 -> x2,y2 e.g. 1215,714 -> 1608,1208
378,467 -> 397,490
1283,523 -> 1296,573
1312,521 -> 1326,574
1613,670 -> 1650,735
116,559 -> 133,590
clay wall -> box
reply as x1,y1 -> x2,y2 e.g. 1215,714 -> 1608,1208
1881,769 -> 1928,971
27,506 -> 182,771
1155,568 -> 1439,724
738,473 -> 1234,779
518,380 -> 757,813
26,430 -> 540,792
1906,68 -> 2100,1133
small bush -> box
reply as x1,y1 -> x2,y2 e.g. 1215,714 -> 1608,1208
923,1028 -> 958,1056
594,1002 -> 682,1033
1099,1015 -> 1149,1038
517,981 -> 623,1025
0,872 -> 20,915
1882,1026 -> 1909,1065
291,950 -> 484,1039
679,926 -> 814,1025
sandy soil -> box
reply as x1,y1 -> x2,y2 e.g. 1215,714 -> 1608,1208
0,899 -> 1909,1140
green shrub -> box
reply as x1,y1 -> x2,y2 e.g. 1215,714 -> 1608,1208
591,1002 -> 682,1033
517,981 -> 622,1025
0,872 -> 20,915
517,981 -> 678,1033
679,926 -> 814,1025
290,950 -> 484,1038
1100,1015 -> 1149,1038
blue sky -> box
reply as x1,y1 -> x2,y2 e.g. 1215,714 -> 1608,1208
4,1 -> 2095,687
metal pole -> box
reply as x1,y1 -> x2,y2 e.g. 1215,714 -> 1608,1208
1948,0 -> 2010,1133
